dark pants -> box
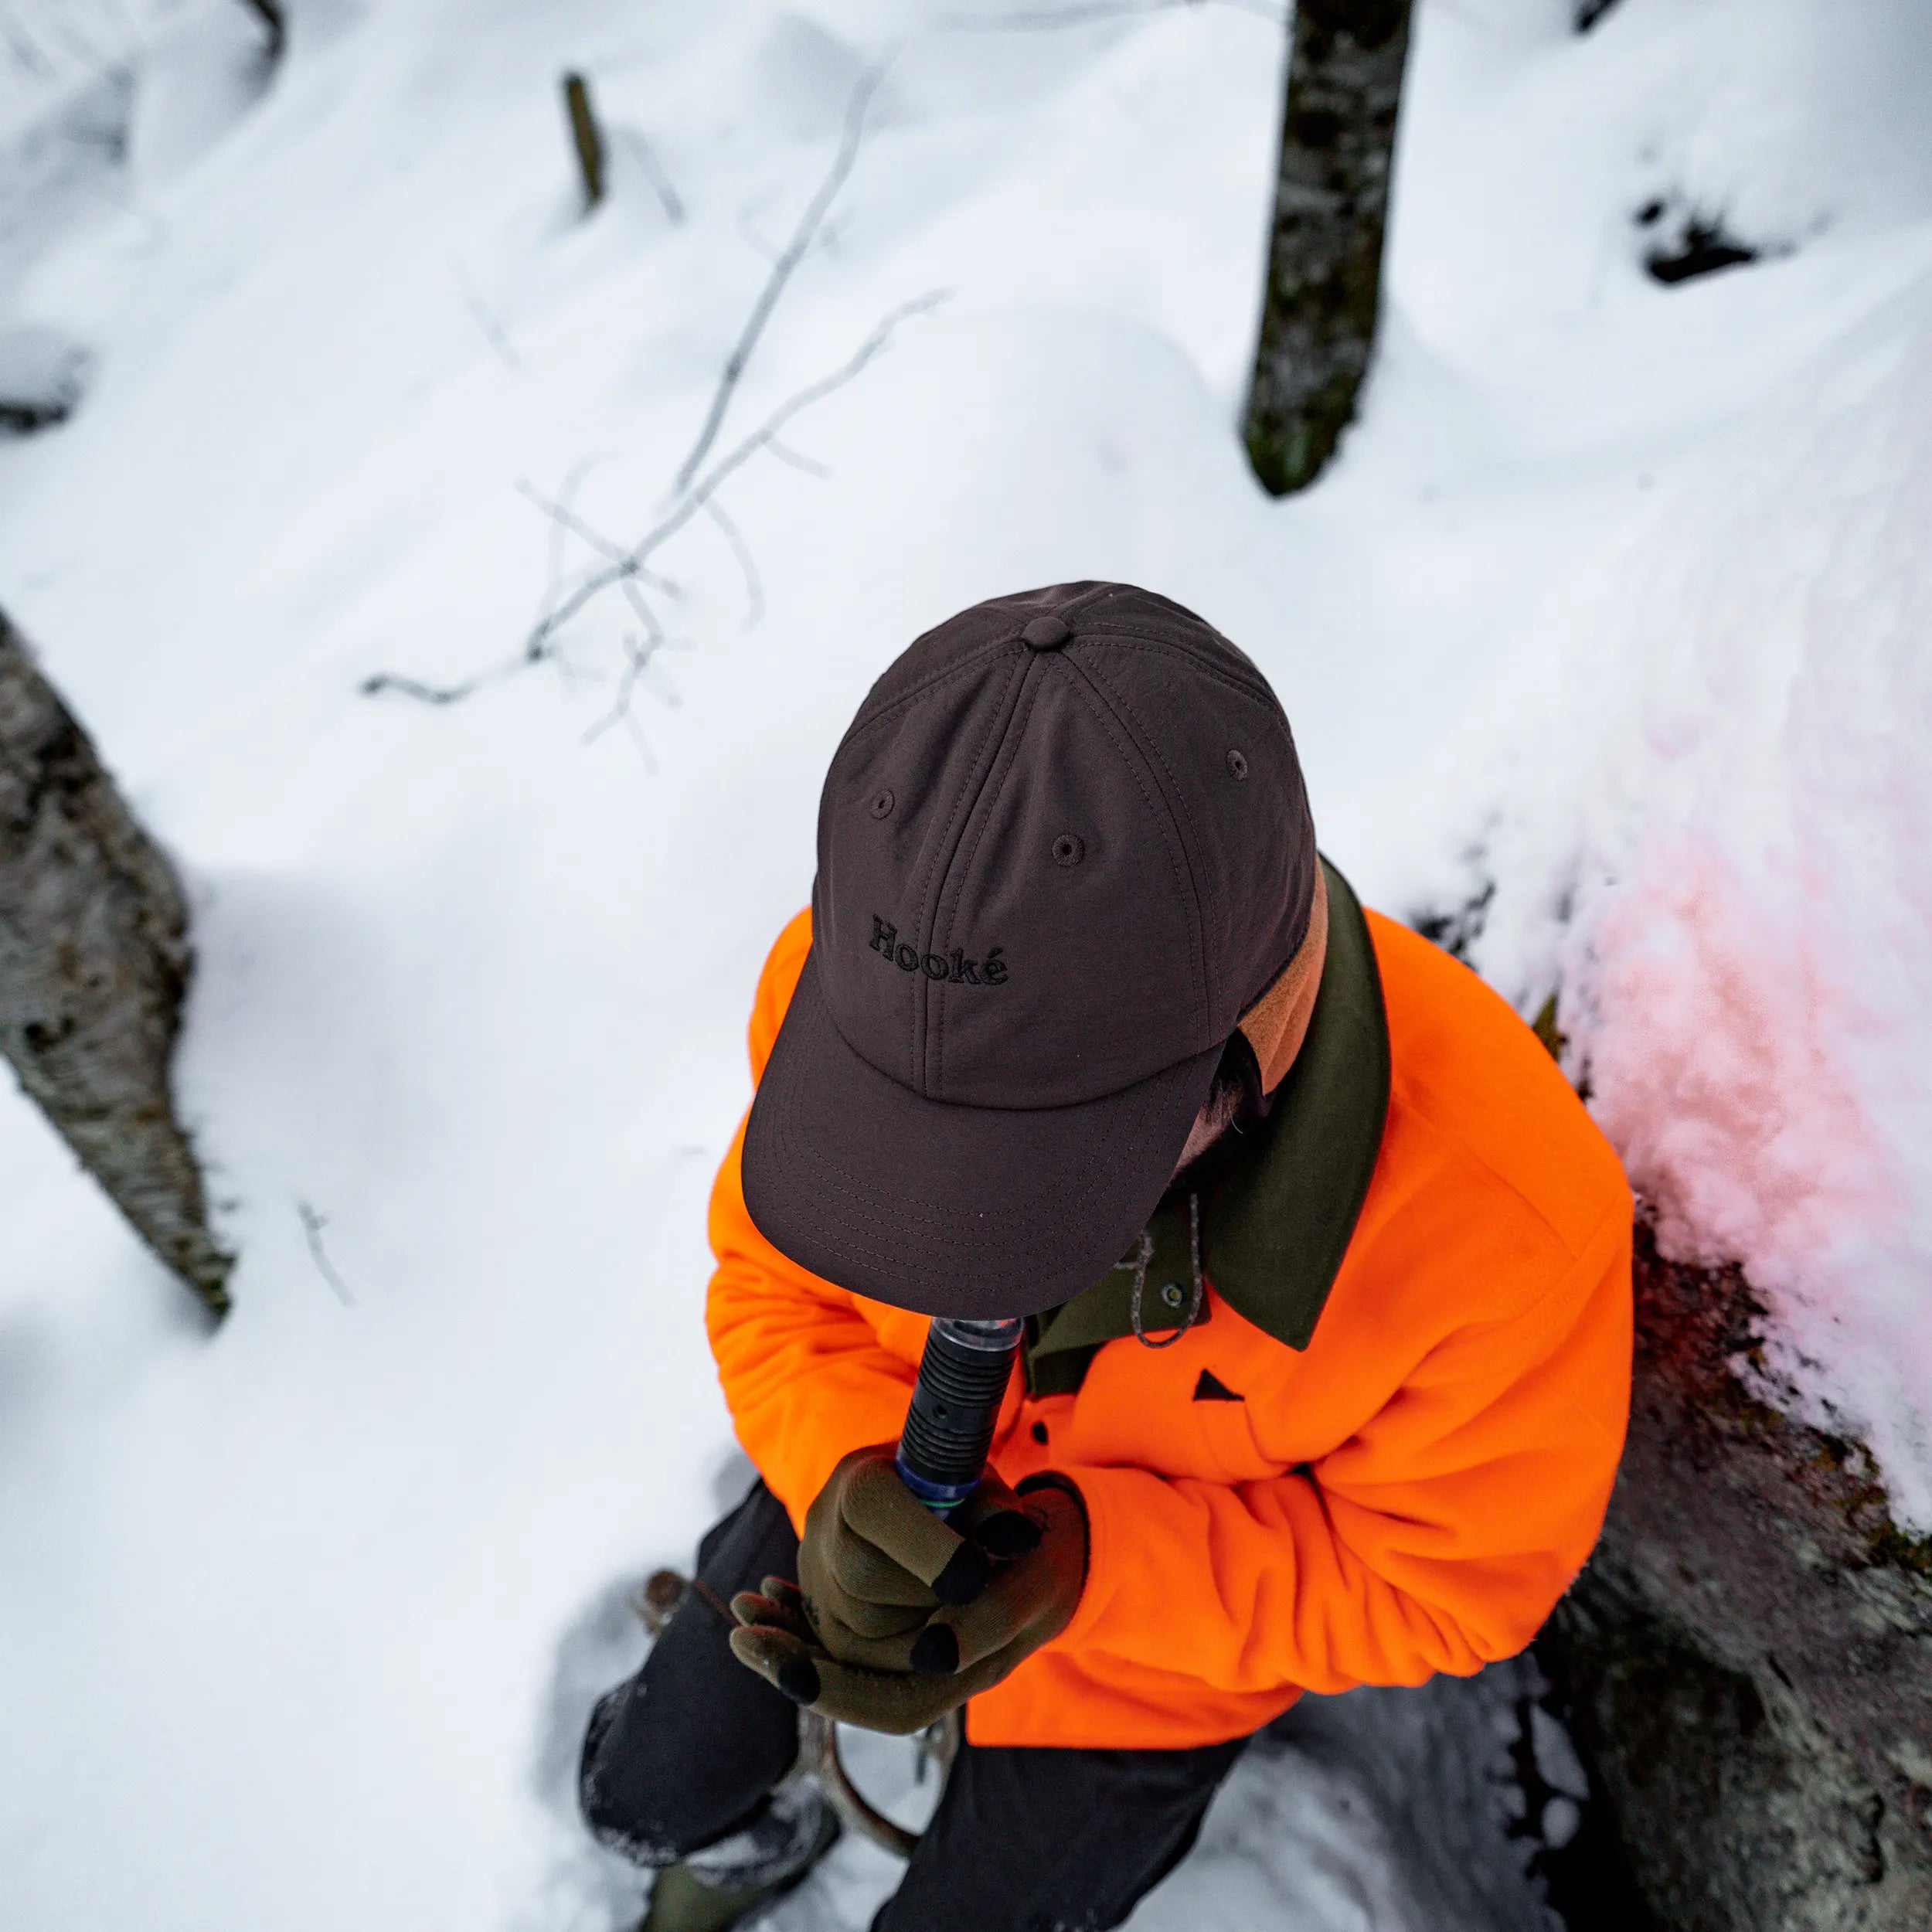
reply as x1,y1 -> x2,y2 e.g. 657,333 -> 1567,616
580,1481 -> 1247,1932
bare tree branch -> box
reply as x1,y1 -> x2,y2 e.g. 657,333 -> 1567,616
363,294 -> 946,716
529,289 -> 947,657
671,64 -> 886,495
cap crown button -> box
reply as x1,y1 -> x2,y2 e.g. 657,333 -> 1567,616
1022,615 -> 1072,650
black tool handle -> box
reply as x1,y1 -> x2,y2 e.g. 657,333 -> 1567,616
896,1316 -> 1024,1512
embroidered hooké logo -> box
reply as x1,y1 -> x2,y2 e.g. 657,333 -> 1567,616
869,917 -> 1008,985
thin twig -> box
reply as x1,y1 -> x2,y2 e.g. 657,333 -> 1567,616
623,714 -> 658,768
619,128 -> 685,223
583,631 -> 663,747
361,671 -> 481,704
735,200 -> 786,267
617,572 -> 667,650
702,497 -> 764,630
522,461 -> 679,674
296,1201 -> 355,1307
515,476 -> 682,599
362,294 -> 945,710
671,64 -> 886,495
529,289 -> 948,656
455,265 -> 521,371
764,437 -> 831,479
529,455 -> 608,647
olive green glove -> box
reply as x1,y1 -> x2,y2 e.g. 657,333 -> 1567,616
789,1442 -> 1046,1656
727,1464 -> 1089,1736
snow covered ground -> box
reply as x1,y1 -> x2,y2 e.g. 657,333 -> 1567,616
1,1 -> 1927,1927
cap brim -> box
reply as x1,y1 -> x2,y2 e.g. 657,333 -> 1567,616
742,945 -> 1222,1320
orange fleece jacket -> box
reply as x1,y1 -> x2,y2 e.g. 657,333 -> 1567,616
706,906 -> 1633,1749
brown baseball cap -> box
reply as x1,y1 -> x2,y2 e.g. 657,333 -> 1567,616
742,582 -> 1319,1320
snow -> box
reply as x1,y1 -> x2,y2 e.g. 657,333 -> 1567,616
1417,7 -> 1932,1526
1,0 -> 1927,1927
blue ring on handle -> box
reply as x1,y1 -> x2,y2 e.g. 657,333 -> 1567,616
895,1456 -> 977,1513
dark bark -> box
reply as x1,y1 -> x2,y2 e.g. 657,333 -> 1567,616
1539,1226 -> 1932,1930
0,609 -> 232,1315
1243,0 -> 1415,495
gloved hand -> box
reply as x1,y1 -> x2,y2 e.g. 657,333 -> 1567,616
727,1454 -> 1089,1736
793,1442 -> 1045,1653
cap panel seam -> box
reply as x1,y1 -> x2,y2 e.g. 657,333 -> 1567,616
1083,634 -> 1295,732
1053,651 -> 1211,1043
1080,648 -> 1230,1019
906,647 -> 1032,1093
1073,617 -> 1277,686
1012,581 -> 1118,625
927,657 -> 1049,1096
1089,637 -> 1312,1010
842,634 -> 1019,744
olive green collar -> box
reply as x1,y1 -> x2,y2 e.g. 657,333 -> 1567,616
1024,859 -> 1389,1395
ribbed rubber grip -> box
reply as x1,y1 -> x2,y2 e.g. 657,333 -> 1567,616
896,1317 -> 1023,1511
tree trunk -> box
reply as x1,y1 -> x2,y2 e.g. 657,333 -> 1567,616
1243,0 -> 1416,496
1538,1226 -> 1932,1930
0,608 -> 232,1316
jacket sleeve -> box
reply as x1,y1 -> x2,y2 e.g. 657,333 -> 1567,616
706,910 -> 921,1531
1045,1200 -> 1632,1694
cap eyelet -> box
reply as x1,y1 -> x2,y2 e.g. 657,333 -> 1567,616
1226,750 -> 1248,781
869,789 -> 896,820
1051,833 -> 1084,868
